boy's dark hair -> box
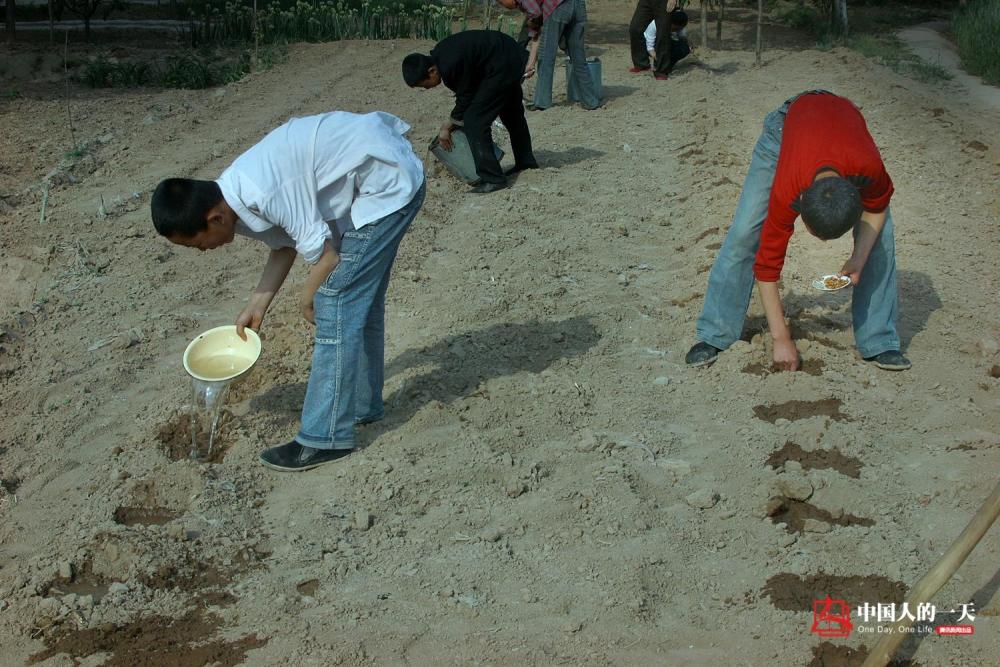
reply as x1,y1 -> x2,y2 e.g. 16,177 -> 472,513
151,178 -> 223,238
670,9 -> 688,29
797,176 -> 863,240
402,53 -> 434,87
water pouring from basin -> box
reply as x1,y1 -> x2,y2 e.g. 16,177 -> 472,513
183,326 -> 261,461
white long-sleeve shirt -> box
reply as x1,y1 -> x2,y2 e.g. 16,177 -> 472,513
217,111 -> 424,264
644,23 -> 687,52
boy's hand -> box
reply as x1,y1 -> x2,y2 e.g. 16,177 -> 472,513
438,121 -> 454,151
300,297 -> 315,325
772,337 -> 800,372
839,256 -> 864,285
299,240 -> 340,326
236,294 -> 270,340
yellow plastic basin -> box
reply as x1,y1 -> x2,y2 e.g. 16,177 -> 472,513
183,325 -> 261,382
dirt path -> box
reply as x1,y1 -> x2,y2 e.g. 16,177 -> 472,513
1,3 -> 999,665
898,20 -> 1000,111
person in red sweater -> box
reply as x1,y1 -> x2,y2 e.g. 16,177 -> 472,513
686,91 -> 910,371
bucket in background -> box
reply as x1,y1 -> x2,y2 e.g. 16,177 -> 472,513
429,129 -> 505,184
566,57 -> 603,103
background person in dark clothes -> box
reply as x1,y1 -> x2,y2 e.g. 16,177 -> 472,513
629,0 -> 678,80
403,31 -> 539,194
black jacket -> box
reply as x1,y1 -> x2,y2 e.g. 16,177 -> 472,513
431,30 -> 525,122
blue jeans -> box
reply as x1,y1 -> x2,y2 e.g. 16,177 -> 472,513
534,0 -> 600,110
695,102 -> 900,359
297,183 -> 426,449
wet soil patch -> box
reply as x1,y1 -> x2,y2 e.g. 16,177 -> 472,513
765,496 -> 875,534
990,365 -> 1000,379
766,441 -> 862,478
29,607 -> 267,666
809,642 -> 921,667
157,411 -> 233,464
296,579 -> 320,596
44,563 -> 112,603
763,573 -> 905,612
113,506 -> 182,527
141,553 -> 229,592
742,358 -> 826,377
752,399 -> 851,423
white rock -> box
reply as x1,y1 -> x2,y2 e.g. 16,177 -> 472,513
685,488 -> 720,509
58,561 -> 73,580
108,582 -> 129,594
802,519 -> 831,534
976,337 -> 999,357
575,430 -> 600,452
775,476 -> 814,501
354,510 -> 372,532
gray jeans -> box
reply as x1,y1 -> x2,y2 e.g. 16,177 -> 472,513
534,0 -> 600,110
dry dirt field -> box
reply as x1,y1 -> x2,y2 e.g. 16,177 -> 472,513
1,2 -> 998,665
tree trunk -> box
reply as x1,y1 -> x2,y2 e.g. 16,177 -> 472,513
755,0 -> 762,67
700,0 -> 707,50
834,0 -> 848,37
5,0 -> 15,43
716,0 -> 723,43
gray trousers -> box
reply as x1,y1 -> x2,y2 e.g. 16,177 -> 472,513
533,0 -> 600,110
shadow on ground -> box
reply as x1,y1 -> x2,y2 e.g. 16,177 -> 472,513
250,316 -> 601,443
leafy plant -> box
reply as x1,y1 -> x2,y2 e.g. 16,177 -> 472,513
953,0 -> 1000,86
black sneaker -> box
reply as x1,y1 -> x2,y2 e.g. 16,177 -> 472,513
470,181 -> 508,194
685,341 -> 721,367
864,350 -> 912,371
258,441 -> 353,472
504,162 -> 539,177
354,413 -> 384,426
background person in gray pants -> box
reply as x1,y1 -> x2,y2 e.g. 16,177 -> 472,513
530,0 -> 601,110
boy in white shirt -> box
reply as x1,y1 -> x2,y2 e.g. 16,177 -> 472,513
641,9 -> 690,77
151,111 -> 425,471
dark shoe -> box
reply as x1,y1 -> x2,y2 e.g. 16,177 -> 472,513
685,341 -> 721,367
526,104 -> 547,112
259,441 -> 353,472
629,66 -> 650,73
864,350 -> 912,371
355,413 -> 383,426
504,162 -> 539,176
470,181 -> 508,194
654,74 -> 669,81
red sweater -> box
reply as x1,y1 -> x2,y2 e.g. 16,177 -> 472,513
753,93 -> 894,282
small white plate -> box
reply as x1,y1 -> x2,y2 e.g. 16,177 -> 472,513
812,274 -> 852,291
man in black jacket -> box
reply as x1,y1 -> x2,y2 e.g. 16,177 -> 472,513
403,30 -> 538,194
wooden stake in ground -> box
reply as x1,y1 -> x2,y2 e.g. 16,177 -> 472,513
862,479 -> 1000,667
716,0 -> 724,43
700,0 -> 708,50
755,0 -> 763,66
